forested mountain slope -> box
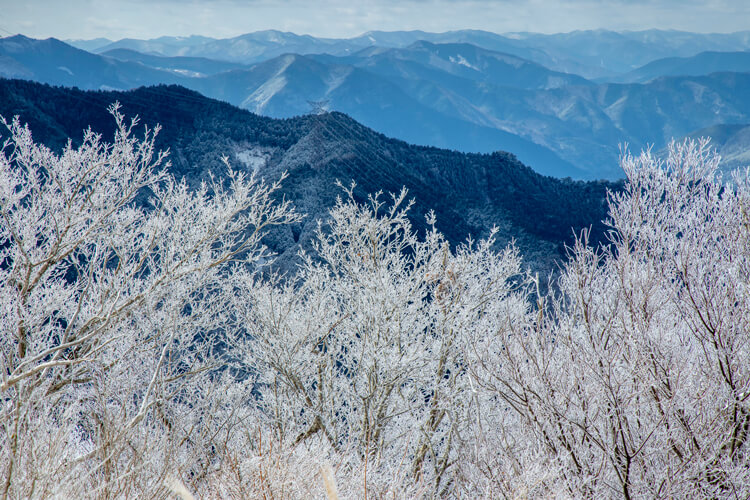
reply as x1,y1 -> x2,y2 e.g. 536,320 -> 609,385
0,79 -> 616,274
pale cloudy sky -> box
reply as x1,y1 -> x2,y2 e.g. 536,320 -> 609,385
2,0 -> 748,41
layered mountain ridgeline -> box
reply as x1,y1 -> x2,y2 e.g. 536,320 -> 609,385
502,29 -> 750,77
189,51 -> 588,178
0,35 -> 186,89
313,41 -> 591,90
611,50 -> 750,84
100,48 -> 248,76
0,79 -> 616,275
209,51 -> 750,179
73,28 -> 750,79
67,29 -> 581,74
7,33 -> 750,180
0,35 -> 582,179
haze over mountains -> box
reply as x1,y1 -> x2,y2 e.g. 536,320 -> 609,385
2,28 -> 750,179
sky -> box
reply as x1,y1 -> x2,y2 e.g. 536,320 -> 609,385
1,0 -> 748,41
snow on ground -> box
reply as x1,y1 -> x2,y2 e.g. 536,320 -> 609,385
170,68 -> 205,77
235,147 -> 272,172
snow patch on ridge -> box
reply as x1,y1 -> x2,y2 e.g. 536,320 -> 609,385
244,75 -> 286,112
325,66 -> 354,95
170,68 -> 205,77
243,55 -> 296,112
449,55 -> 478,71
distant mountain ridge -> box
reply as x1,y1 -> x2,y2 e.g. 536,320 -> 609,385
612,50 -> 750,83
0,34 -> 586,178
100,48 -> 247,76
81,34 -> 217,55
8,31 -> 750,179
316,41 -> 592,90
70,28 -> 750,79
504,29 -> 750,75
0,35 -> 186,88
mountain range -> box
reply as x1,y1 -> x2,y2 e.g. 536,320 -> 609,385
68,28 -> 750,79
504,29 -> 750,76
100,48 -> 247,76
611,50 -> 750,83
3,29 -> 750,179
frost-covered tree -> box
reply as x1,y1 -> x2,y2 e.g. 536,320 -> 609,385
3,104 -> 748,500
229,183 -> 531,496
0,105 -> 300,498
468,140 -> 750,498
